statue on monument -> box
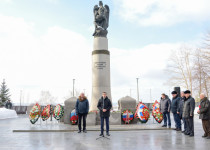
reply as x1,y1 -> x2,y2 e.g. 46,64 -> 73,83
93,1 -> 109,37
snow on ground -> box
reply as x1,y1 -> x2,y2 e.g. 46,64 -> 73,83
0,108 -> 18,119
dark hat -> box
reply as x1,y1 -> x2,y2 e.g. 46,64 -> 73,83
171,91 -> 177,94
184,90 -> 191,94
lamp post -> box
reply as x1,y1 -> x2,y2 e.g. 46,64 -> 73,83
136,78 -> 139,102
73,79 -> 75,97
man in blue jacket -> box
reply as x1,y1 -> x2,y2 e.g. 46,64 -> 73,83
75,93 -> 89,133
171,91 -> 181,131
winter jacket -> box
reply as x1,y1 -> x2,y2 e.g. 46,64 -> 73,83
160,96 -> 171,113
97,96 -> 112,118
75,96 -> 89,114
182,96 -> 195,118
199,97 -> 210,120
171,96 -> 181,113
177,97 -> 185,118
5,101 -> 12,109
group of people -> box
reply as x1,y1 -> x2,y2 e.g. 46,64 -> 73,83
75,90 -> 210,139
75,92 -> 112,136
160,90 -> 210,139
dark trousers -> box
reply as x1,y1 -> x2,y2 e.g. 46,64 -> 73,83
202,119 -> 210,137
78,113 -> 87,131
182,118 -> 187,132
186,117 -> 194,135
101,117 -> 109,134
163,112 -> 171,127
173,113 -> 181,129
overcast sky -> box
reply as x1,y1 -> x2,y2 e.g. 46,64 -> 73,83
0,0 -> 209,105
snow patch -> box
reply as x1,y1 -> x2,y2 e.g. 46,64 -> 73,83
0,108 -> 18,119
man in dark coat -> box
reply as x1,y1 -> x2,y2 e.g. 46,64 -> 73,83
197,93 -> 210,139
75,93 -> 89,133
171,91 -> 181,131
160,93 -> 171,128
97,92 -> 112,136
5,100 -> 12,109
182,90 -> 195,137
177,91 -> 187,133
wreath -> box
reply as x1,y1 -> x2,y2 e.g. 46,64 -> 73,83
53,104 -> 64,120
41,104 -> 51,121
135,102 -> 150,123
152,100 -> 163,123
122,109 -> 134,124
70,109 -> 78,125
29,103 -> 41,124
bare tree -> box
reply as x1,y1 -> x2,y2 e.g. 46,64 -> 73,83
166,46 -> 194,94
193,48 -> 209,97
38,91 -> 57,105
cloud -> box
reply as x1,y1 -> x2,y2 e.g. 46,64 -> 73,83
0,13 -> 183,104
110,43 -> 180,101
0,14 -> 91,104
114,0 -> 210,26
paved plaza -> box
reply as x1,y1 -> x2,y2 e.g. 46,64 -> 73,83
0,114 -> 210,150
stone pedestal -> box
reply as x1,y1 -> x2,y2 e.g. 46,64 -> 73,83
90,37 -> 112,111
64,97 -> 77,124
118,96 -> 138,124
86,113 -> 97,126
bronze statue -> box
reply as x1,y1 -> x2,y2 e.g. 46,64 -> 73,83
93,1 -> 110,37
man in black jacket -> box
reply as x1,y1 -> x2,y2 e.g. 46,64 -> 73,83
171,91 -> 181,131
177,91 -> 187,133
75,93 -> 89,133
97,92 -> 112,136
197,93 -> 210,139
182,90 -> 195,137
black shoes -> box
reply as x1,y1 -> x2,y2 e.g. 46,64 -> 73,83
202,135 -> 207,138
99,133 -> 104,137
78,130 -> 81,133
176,128 -> 181,131
162,125 -> 167,127
106,132 -> 110,136
189,134 -> 194,137
83,130 -> 87,133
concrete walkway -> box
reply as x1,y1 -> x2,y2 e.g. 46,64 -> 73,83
0,114 -> 210,150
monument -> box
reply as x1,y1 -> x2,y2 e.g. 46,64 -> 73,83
90,1 -> 112,111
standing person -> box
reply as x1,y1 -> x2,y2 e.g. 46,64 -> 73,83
5,100 -> 12,109
171,91 -> 181,131
197,93 -> 210,139
160,93 -> 171,128
97,92 -> 112,136
182,90 -> 195,137
75,93 -> 89,133
177,91 -> 187,133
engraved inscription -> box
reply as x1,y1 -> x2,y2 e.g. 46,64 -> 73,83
95,62 -> 106,69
